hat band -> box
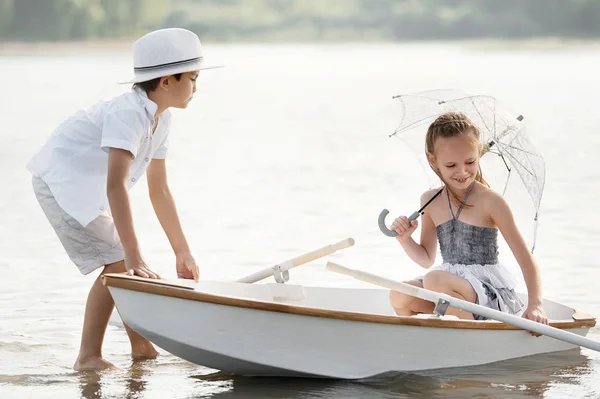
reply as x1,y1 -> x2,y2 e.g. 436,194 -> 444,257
134,56 -> 202,71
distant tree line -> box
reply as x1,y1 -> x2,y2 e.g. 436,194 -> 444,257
2,0 -> 600,42
0,0 -> 169,41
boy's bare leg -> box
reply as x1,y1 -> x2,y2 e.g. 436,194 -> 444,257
74,267 -> 118,371
74,260 -> 158,371
123,324 -> 159,360
102,261 -> 159,359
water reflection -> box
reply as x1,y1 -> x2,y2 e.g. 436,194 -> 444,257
186,349 -> 593,399
125,363 -> 149,398
78,361 -> 151,399
79,371 -> 102,399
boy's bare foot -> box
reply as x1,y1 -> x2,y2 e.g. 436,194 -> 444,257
131,342 -> 159,360
74,356 -> 118,371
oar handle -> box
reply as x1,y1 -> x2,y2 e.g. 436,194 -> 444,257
291,238 -> 355,267
236,238 -> 355,284
326,261 -> 600,352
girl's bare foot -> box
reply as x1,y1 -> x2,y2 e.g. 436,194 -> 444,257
74,356 -> 118,371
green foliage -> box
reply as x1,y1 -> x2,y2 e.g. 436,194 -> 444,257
2,0 -> 600,42
0,0 -> 170,41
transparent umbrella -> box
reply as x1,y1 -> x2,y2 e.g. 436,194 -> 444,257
378,89 -> 545,252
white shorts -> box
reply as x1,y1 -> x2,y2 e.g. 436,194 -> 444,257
32,176 -> 125,275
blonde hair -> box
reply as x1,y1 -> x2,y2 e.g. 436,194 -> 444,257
425,112 -> 489,205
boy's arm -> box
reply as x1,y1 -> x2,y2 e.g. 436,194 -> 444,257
107,148 -> 159,278
146,158 -> 199,282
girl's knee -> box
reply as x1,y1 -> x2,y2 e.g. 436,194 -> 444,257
389,290 -> 413,308
423,271 -> 447,291
423,271 -> 476,302
390,280 -> 424,305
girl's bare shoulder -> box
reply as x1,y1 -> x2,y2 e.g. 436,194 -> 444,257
475,183 -> 511,219
420,187 -> 446,221
420,186 -> 443,205
476,183 -> 503,202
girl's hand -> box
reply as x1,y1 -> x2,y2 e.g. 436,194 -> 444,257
176,252 -> 200,282
391,216 -> 418,242
522,303 -> 548,337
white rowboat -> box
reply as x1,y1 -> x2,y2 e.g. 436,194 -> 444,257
103,271 -> 596,379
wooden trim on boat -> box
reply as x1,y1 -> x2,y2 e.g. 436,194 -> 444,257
104,273 -> 195,290
102,274 -> 597,331
572,311 -> 596,321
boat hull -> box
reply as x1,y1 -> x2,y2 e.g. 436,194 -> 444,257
108,281 -> 592,379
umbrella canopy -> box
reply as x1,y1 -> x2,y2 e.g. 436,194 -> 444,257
379,89 -> 545,252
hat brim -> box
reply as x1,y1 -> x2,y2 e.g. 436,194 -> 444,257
118,62 -> 223,84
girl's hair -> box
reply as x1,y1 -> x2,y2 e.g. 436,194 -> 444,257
425,112 -> 489,205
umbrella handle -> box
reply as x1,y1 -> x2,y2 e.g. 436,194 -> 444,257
378,189 -> 441,238
378,209 -> 398,237
378,209 -> 421,237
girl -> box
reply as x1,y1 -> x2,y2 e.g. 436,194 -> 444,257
390,112 -> 548,327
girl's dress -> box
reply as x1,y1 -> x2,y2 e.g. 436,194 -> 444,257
416,184 -> 524,320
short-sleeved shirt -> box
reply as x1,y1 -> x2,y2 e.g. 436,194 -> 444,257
27,87 -> 171,227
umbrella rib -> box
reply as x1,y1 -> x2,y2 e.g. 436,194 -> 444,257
469,96 -> 493,133
392,93 -> 496,135
497,143 -> 542,158
498,151 -> 537,179
392,115 -> 438,136
499,151 -> 545,200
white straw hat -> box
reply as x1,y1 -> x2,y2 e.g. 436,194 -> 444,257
119,28 -> 223,84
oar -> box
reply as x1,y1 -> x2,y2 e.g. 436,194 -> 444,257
326,261 -> 600,352
235,238 -> 355,284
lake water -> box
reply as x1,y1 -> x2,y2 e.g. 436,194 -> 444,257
0,42 -> 599,398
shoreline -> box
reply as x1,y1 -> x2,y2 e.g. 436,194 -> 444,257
2,36 -> 600,55
0,39 -> 134,55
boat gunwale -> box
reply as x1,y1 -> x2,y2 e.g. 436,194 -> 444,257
102,273 -> 597,331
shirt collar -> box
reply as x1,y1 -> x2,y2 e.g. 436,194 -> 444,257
133,86 -> 158,122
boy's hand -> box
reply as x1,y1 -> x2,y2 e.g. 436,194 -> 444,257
176,252 -> 199,282
125,255 -> 160,279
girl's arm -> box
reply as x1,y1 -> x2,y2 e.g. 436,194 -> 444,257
489,192 -> 548,325
394,190 -> 438,269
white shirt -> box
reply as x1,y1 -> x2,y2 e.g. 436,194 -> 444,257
27,87 -> 171,227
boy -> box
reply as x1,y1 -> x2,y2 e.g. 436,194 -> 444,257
26,28 -> 221,371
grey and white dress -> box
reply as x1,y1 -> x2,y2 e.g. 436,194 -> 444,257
417,185 -> 524,320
